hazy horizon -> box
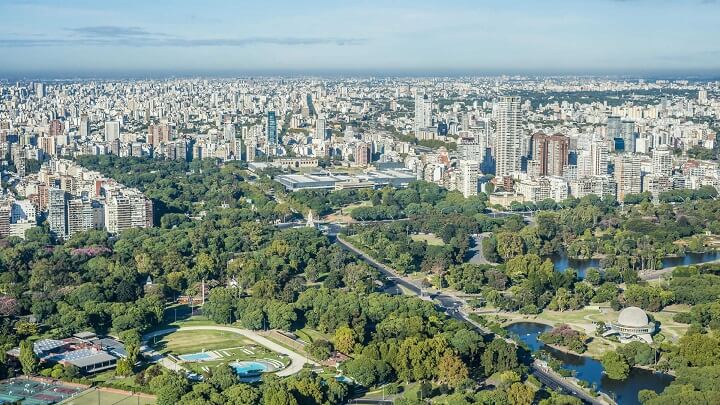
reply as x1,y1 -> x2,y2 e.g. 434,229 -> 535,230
2,0 -> 719,76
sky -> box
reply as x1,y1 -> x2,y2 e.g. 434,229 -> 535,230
0,0 -> 719,77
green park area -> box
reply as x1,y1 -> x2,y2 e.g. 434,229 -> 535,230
151,329 -> 291,376
410,233 -> 446,246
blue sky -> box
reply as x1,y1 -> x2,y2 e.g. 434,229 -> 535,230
0,0 -> 718,75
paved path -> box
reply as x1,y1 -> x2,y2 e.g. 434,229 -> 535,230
467,232 -> 497,265
143,325 -> 317,377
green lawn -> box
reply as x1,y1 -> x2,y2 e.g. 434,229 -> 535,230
295,328 -> 329,344
410,233 -> 445,246
154,329 -> 252,355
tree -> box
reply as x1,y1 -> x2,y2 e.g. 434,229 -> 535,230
115,358 -> 133,376
222,384 -> 261,405
306,339 -> 333,361
436,352 -> 469,387
207,365 -> 238,391
150,372 -> 190,405
333,325 -> 356,354
19,340 -> 38,375
601,352 -> 630,380
263,388 -> 298,405
343,356 -> 391,387
482,339 -> 519,377
506,382 -> 535,405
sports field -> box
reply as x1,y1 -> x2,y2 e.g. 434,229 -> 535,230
154,329 -> 253,355
62,388 -> 155,405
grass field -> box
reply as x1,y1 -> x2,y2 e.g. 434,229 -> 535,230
63,389 -> 155,405
155,329 -> 252,355
410,233 -> 446,246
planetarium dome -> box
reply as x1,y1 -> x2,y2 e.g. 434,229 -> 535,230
617,306 -> 649,328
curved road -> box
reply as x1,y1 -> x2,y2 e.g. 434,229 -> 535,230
143,325 -> 317,377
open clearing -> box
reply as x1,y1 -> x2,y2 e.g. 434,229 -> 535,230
410,233 -> 446,246
155,329 -> 252,355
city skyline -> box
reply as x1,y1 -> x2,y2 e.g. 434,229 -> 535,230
1,0 -> 720,77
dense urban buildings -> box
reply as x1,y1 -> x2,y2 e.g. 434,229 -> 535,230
0,77 -> 718,211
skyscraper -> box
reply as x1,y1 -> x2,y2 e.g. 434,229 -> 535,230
315,117 -> 327,141
494,96 -> 522,178
652,145 -> 672,177
67,198 -> 94,237
414,90 -> 432,136
620,120 -> 636,153
266,111 -> 278,145
615,154 -> 642,201
531,133 -> 569,177
47,188 -> 67,238
354,142 -> 371,167
104,121 -> 120,143
79,114 -> 90,138
459,160 -> 480,198
607,116 -> 622,141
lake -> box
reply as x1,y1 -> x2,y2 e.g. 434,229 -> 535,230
550,251 -> 720,278
506,322 -> 674,405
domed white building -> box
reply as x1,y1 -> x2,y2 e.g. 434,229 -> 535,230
602,306 -> 656,344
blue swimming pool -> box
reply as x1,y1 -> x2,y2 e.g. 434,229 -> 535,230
179,352 -> 217,362
230,361 -> 271,376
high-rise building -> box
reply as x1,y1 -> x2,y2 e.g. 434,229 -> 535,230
315,117 -> 326,141
47,188 -> 67,238
67,198 -> 94,237
698,89 -> 708,104
34,82 -> 46,98
621,120 -> 636,153
0,204 -> 10,238
355,142 -> 371,167
414,90 -> 432,136
104,121 -> 120,143
49,119 -> 64,136
79,114 -> 90,138
459,160 -> 479,198
652,145 -> 672,177
615,154 -> 642,201
607,115 -> 622,141
266,111 -> 278,145
590,137 -> 609,176
531,133 -> 569,177
494,96 -> 522,178
223,123 -> 236,143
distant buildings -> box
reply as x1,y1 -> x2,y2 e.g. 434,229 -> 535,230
8,159 -> 153,239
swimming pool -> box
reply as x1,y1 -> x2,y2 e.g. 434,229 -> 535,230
178,352 -> 219,362
230,360 -> 274,376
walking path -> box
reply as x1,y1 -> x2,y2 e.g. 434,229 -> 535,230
142,325 -> 317,377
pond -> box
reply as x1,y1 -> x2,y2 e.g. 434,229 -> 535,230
506,322 -> 674,405
549,251 -> 720,278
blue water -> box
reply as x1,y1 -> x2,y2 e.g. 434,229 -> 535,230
179,352 -> 215,361
230,361 -> 269,376
551,251 -> 720,278
335,375 -> 354,384
506,322 -> 673,405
